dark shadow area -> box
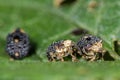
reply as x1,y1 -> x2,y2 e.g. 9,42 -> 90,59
27,39 -> 37,57
75,52 -> 82,60
63,53 -> 82,61
114,40 -> 120,56
28,39 -> 43,61
60,0 -> 77,6
71,28 -> 89,36
103,51 -> 114,61
63,55 -> 72,61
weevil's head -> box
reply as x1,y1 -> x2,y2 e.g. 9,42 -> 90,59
77,34 -> 102,52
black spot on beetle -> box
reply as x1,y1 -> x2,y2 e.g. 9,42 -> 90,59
77,34 -> 105,61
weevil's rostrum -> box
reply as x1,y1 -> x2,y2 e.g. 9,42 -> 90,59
77,34 -> 105,61
6,28 -> 30,59
47,40 -> 78,62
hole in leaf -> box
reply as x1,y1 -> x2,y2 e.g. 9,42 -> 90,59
54,0 -> 77,7
114,40 -> 120,56
71,28 -> 88,36
61,0 -> 77,5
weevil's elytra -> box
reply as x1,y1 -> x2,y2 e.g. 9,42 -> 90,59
6,28 -> 30,59
47,40 -> 78,62
77,34 -> 105,61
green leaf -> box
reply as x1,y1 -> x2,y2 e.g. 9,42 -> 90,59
0,61 -> 120,80
0,0 -> 78,61
0,0 -> 120,60
57,0 -> 120,60
0,0 -> 120,79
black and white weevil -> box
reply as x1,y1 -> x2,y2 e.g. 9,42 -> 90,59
6,28 -> 30,60
47,40 -> 78,62
77,34 -> 105,61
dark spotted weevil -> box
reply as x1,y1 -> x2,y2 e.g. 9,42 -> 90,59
6,28 -> 30,60
47,40 -> 78,62
77,34 -> 105,61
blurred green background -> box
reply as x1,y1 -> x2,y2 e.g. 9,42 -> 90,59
0,0 -> 120,80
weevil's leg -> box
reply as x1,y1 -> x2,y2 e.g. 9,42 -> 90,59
99,49 -> 105,60
69,48 -> 73,54
48,57 -> 52,62
82,55 -> 85,59
50,55 -> 56,62
76,45 -> 82,55
82,48 -> 88,55
77,51 -> 81,55
102,49 -> 106,60
70,54 -> 77,62
101,55 -> 104,61
98,52 -> 104,61
60,57 -> 64,62
101,52 -> 105,61
77,49 -> 82,55
68,48 -> 77,62
82,54 -> 88,60
48,55 -> 55,62
89,56 -> 96,61
50,57 -> 55,62
10,58 -> 14,61
89,53 -> 96,61
88,52 -> 95,61
51,57 -> 56,62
